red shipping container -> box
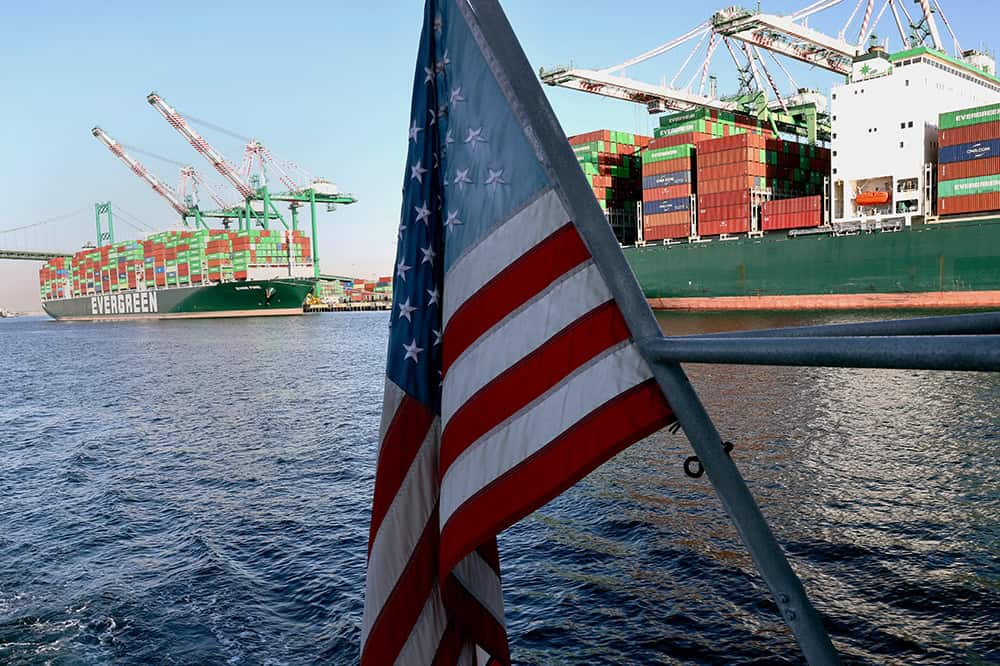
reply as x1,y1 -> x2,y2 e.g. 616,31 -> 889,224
644,223 -> 690,241
938,121 -> 1000,147
698,216 -> 750,236
762,210 -> 822,231
192,274 -> 203,283
642,157 -> 695,176
643,211 -> 690,227
642,184 -> 692,201
938,192 -> 1000,215
938,157 -> 1000,181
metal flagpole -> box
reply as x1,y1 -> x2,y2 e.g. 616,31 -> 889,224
466,1 -> 840,663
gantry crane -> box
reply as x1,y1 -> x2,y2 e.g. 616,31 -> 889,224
91,127 -> 275,230
539,0 -> 952,144
145,91 -> 357,277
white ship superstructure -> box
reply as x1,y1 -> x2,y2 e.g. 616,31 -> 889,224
830,44 -> 1000,227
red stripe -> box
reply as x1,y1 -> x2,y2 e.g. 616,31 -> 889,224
442,573 -> 511,665
442,223 -> 590,375
361,506 -> 439,666
440,302 -> 629,477
439,380 -> 674,576
369,395 -> 435,554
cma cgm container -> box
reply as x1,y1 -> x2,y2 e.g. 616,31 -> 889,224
39,229 -> 316,321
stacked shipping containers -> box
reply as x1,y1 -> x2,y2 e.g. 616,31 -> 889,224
937,101 -> 1000,215
40,229 -> 313,302
641,137 -> 704,240
567,112 -> 830,245
569,130 -> 650,244
697,134 -> 829,237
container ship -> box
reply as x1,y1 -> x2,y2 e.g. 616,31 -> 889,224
549,6 -> 1000,310
39,229 -> 317,321
37,91 -> 358,321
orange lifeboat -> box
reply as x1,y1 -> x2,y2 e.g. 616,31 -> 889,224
855,191 -> 890,205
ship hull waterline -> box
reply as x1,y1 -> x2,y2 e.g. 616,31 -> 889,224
625,217 -> 1000,311
41,279 -> 316,321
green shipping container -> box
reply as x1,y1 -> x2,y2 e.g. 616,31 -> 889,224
641,144 -> 696,164
939,101 -> 1000,130
937,174 -> 1000,197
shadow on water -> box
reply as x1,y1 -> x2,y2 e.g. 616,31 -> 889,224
0,311 -> 997,664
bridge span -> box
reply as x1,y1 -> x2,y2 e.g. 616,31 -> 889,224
0,249 -> 74,261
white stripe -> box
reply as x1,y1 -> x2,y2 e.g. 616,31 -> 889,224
439,343 -> 651,526
442,261 -> 611,428
395,583 -> 447,666
443,188 -> 569,327
379,378 -> 406,440
362,418 -> 440,643
452,551 -> 505,627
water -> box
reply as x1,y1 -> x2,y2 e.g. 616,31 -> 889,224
0,311 -> 997,664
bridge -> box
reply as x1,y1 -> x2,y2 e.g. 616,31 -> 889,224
0,249 -> 75,262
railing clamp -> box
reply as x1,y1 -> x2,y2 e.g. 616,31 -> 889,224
683,440 -> 734,479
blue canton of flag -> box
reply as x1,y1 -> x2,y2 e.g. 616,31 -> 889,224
363,1 -> 676,664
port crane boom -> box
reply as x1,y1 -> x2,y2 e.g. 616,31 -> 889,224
711,5 -> 860,75
146,92 -> 256,200
91,126 -> 190,220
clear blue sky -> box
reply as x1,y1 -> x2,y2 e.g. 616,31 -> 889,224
1,0 -> 995,310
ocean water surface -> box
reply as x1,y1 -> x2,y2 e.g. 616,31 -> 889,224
0,311 -> 997,664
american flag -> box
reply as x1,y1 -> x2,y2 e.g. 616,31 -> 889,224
361,1 -> 676,663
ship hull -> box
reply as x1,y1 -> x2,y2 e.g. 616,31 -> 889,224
624,217 -> 1000,310
42,279 -> 315,321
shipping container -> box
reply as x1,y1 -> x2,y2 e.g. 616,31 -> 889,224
642,184 -> 692,201
939,101 -> 1000,130
938,191 -> 1000,215
643,197 -> 691,215
938,174 -> 1000,198
938,120 -> 1000,147
643,222 -> 690,241
939,138 -> 1000,164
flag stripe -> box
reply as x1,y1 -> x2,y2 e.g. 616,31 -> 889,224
440,379 -> 673,575
369,396 -> 436,552
364,419 -> 439,639
442,574 -> 511,664
362,507 -> 440,666
398,584 -> 448,666
441,301 -> 629,476
452,550 -> 505,625
441,222 -> 590,375
443,188 -> 568,326
442,261 -> 612,427
440,342 -> 652,525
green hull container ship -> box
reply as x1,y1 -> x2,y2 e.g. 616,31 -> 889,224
41,278 -> 316,321
624,217 -> 1000,311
